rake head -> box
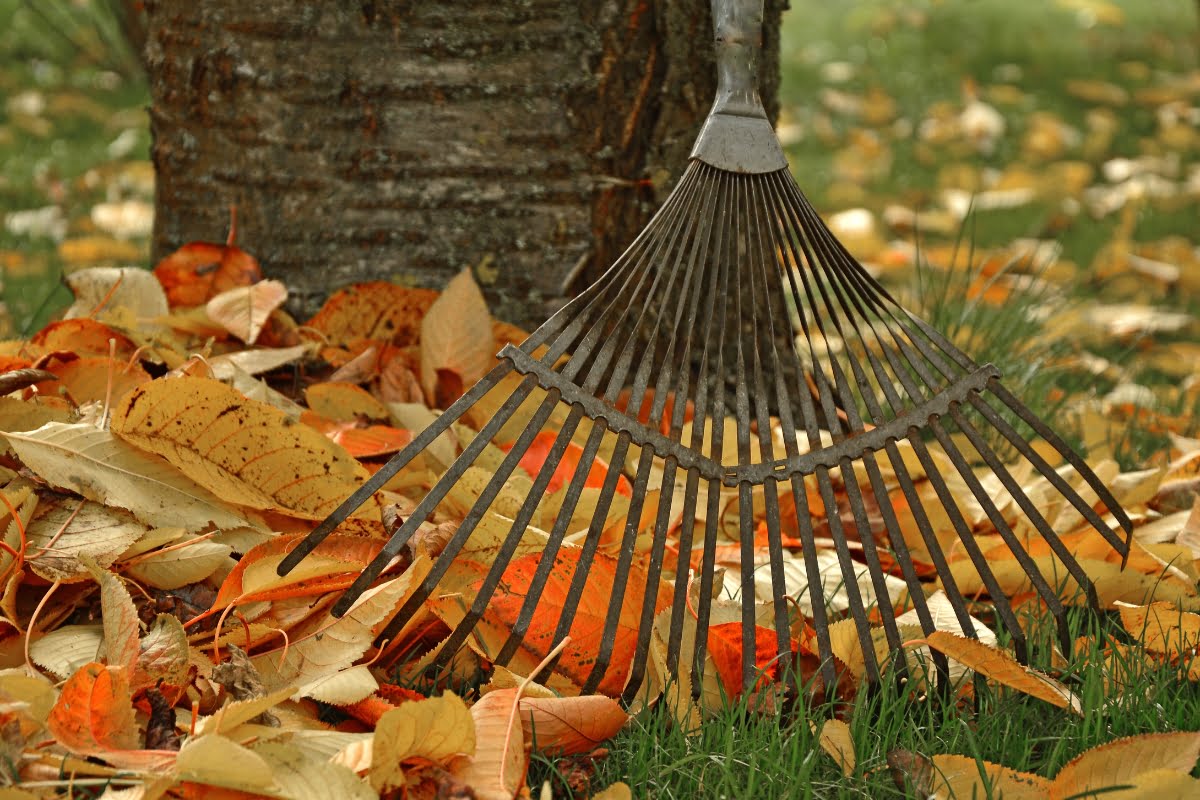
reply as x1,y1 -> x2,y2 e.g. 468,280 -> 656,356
279,0 -> 1132,703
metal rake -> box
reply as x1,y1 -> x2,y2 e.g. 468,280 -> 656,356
279,0 -> 1133,702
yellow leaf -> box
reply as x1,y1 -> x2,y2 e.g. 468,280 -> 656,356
813,719 -> 856,776
419,269 -> 495,406
175,734 -> 276,792
921,631 -> 1080,713
252,560 -> 430,696
930,754 -> 1050,800
1117,602 -> 1200,655
253,740 -> 375,800
370,693 -> 476,792
82,559 -> 141,675
111,376 -> 374,523
4,422 -> 253,532
1050,732 -> 1200,800
27,496 -> 146,582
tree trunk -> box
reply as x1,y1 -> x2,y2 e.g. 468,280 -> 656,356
143,0 -> 784,328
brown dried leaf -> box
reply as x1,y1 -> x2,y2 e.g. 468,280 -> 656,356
419,269 -> 495,407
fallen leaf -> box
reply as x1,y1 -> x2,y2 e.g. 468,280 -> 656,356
814,719 -> 856,776
1050,732 -> 1200,800
111,376 -> 376,523
46,662 -> 176,772
204,279 -> 287,344
419,269 -> 495,407
4,421 -> 253,532
920,631 -> 1081,713
370,693 -> 475,792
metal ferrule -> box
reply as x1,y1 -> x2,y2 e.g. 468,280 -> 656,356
690,0 -> 788,174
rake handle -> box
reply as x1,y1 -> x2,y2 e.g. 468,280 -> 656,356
690,0 -> 788,174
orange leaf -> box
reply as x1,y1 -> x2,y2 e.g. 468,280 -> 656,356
517,694 -> 628,755
300,411 -> 414,459
921,631 -> 1081,713
307,281 -> 438,348
614,388 -> 695,437
47,662 -> 176,771
206,533 -> 383,618
30,318 -> 138,359
465,549 -> 671,696
153,241 -> 263,309
33,355 -> 150,406
707,622 -> 781,698
503,431 -> 632,497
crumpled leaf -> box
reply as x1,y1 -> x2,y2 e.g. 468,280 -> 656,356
26,496 -> 147,582
46,662 -> 176,772
252,561 -> 430,695
63,267 -> 168,325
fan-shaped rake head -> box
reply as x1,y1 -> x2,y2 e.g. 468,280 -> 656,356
279,0 -> 1132,703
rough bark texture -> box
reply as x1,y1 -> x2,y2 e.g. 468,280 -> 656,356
144,0 -> 784,328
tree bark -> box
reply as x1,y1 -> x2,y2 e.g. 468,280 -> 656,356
143,0 -> 784,328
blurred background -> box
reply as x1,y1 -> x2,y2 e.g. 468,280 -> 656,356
1,0 -> 1198,463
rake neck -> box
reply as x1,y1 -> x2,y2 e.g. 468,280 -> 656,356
690,0 -> 788,174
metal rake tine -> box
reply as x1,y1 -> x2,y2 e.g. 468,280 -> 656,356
730,173 -> 762,694
622,188 -> 715,702
277,359 -> 515,575
622,453 -> 682,705
945,405 -> 1088,651
775,244 -> 884,679
769,188 -> 941,662
424,400 -> 586,672
426,178 -> 701,672
581,443 -> 658,694
535,431 -> 636,685
909,422 -> 1029,660
493,413 -> 606,667
691,482 -> 724,698
744,174 -> 797,688
330,373 -> 540,617
987,381 -> 1134,557
367,385 -> 561,636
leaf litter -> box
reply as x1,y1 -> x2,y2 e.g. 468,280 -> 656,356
1,242 -> 1199,798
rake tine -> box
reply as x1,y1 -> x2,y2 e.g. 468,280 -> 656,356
945,405 -> 1084,651
370,390 -> 564,645
909,426 -> 1029,660
622,179 -> 716,703
581,443 -> 658,694
688,168 -> 734,698
329,373 -> 541,616
424,399 -> 584,671
775,217 -> 886,681
493,413 -> 604,666
277,359 -> 515,574
745,179 -> 795,688
986,381 -> 1134,557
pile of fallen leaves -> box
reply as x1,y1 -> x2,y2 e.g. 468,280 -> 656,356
2,231 -> 1200,798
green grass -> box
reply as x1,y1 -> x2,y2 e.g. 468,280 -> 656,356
529,608 -> 1200,799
